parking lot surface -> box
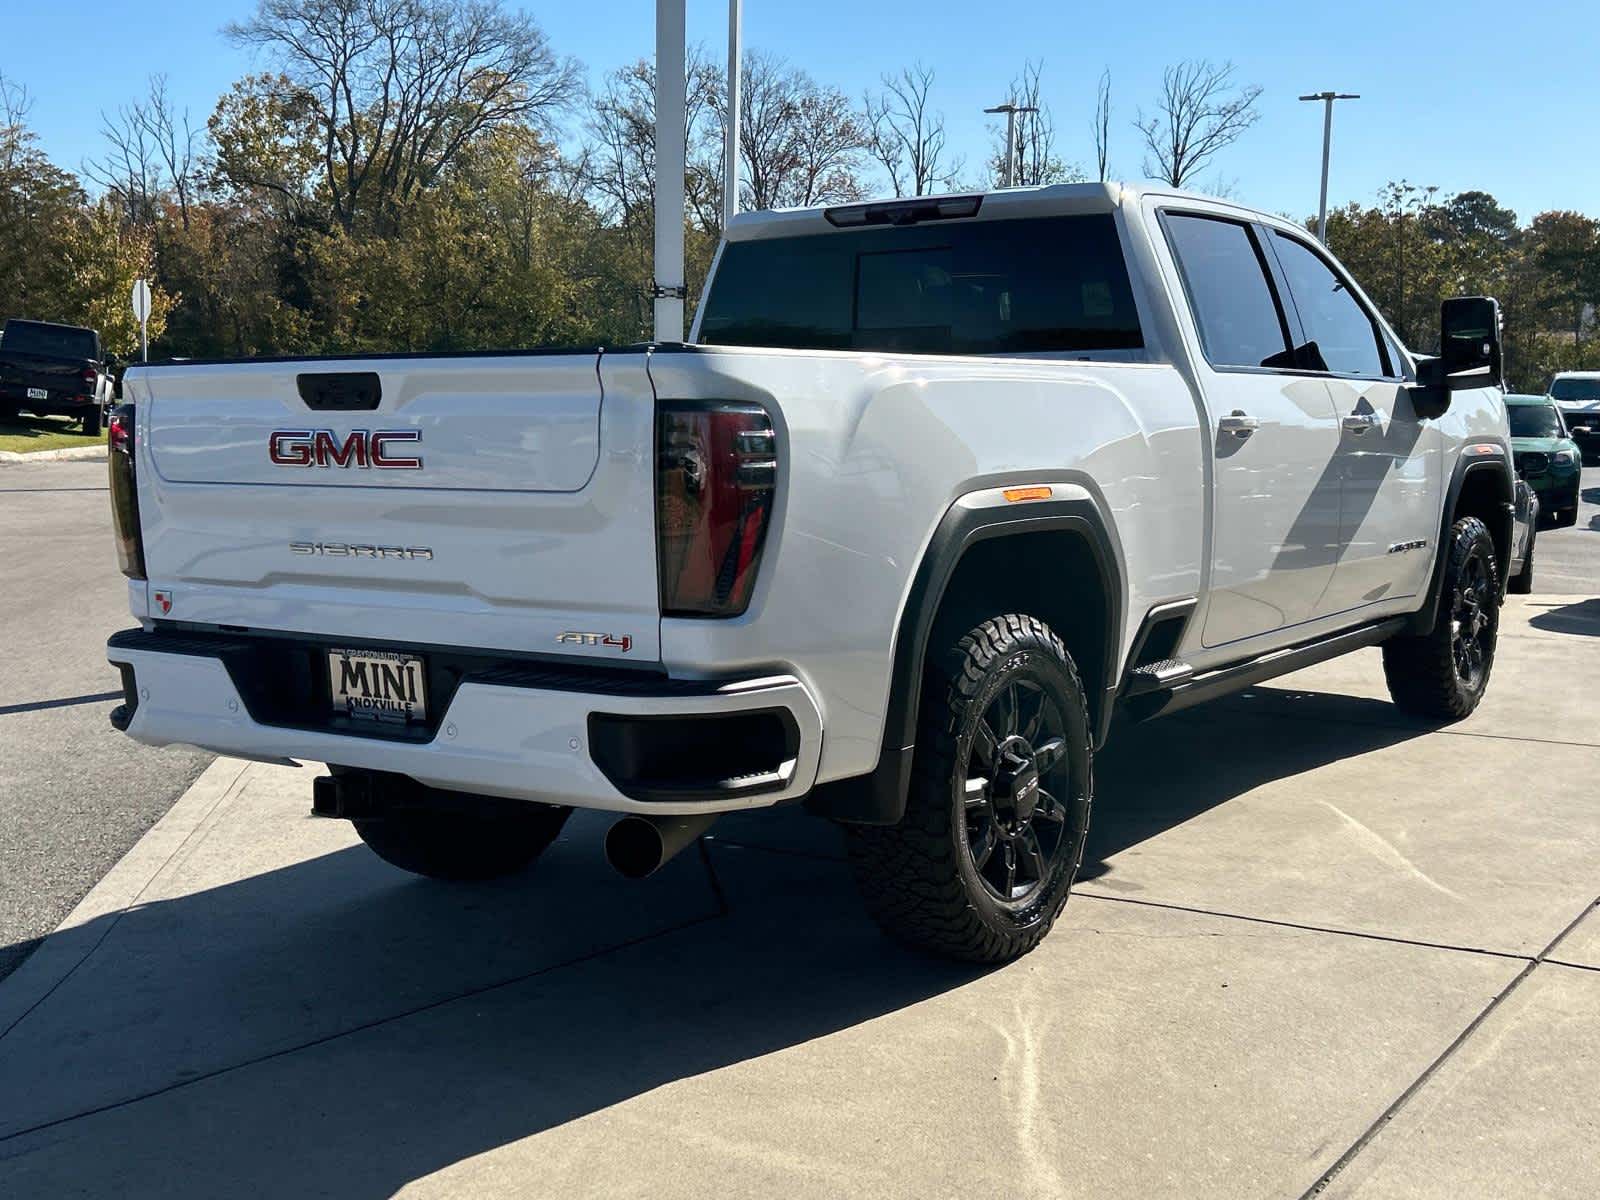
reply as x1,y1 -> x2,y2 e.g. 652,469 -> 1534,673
0,593 -> 1595,1198
0,460 -> 209,982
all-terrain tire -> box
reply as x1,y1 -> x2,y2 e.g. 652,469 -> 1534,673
354,803 -> 572,881
1382,516 -> 1499,720
846,614 -> 1093,964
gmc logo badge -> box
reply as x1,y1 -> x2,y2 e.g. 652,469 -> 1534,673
269,429 -> 422,469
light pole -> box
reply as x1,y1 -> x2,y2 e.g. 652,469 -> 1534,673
724,0 -> 741,230
654,0 -> 687,342
1298,91 -> 1359,243
984,102 -> 1038,188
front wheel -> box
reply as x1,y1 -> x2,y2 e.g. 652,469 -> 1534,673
847,614 -> 1092,963
1382,515 -> 1499,720
354,803 -> 572,881
82,407 -> 102,437
1556,504 -> 1579,529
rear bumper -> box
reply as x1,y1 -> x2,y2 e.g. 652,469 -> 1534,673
107,629 -> 823,815
0,387 -> 96,415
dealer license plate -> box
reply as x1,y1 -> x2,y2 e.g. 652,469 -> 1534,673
27,387 -> 47,400
328,649 -> 427,724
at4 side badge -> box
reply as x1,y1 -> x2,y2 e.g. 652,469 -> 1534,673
556,631 -> 633,653
153,590 -> 174,615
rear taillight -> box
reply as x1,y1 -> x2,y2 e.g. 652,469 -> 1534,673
656,401 -> 776,617
81,367 -> 98,396
108,404 -> 146,580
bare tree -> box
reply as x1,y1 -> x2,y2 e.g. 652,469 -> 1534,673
0,72 -> 31,176
1093,69 -> 1112,182
863,64 -> 961,197
984,61 -> 1079,187
86,76 -> 198,228
583,50 -> 724,231
1134,60 -> 1261,189
736,51 -> 865,211
227,0 -> 581,231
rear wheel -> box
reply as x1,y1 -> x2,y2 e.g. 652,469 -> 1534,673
82,407 -> 102,437
354,803 -> 572,881
1382,516 -> 1499,720
847,614 -> 1092,963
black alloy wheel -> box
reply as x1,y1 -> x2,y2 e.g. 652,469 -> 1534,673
1449,544 -> 1494,692
959,677 -> 1073,907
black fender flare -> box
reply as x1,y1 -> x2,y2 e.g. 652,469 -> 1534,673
806,493 -> 1125,825
1407,452 -> 1515,637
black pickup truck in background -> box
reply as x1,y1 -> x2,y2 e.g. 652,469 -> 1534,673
0,319 -> 113,436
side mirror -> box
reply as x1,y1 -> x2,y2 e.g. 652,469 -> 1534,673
1410,296 -> 1502,420
1439,295 -> 1502,391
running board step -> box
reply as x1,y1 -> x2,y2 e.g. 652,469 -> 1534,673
1124,617 -> 1407,721
1122,658 -> 1195,696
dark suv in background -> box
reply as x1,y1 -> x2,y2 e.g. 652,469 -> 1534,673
1507,393 -> 1581,527
0,319 -> 112,435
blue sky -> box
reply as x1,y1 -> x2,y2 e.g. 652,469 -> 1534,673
5,0 -> 1597,223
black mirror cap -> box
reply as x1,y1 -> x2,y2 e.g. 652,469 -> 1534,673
1440,295 -> 1502,391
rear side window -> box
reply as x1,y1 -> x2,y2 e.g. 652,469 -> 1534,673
1162,214 -> 1290,370
1269,233 -> 1388,377
698,214 -> 1144,356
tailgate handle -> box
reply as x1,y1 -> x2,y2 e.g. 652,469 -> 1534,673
297,372 -> 381,412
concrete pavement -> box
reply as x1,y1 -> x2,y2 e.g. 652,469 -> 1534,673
0,596 -> 1595,1198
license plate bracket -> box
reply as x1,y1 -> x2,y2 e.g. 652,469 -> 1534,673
328,648 -> 427,724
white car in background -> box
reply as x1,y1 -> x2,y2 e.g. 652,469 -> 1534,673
1551,371 -> 1600,462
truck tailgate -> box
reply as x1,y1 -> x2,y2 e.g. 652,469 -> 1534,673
127,352 -> 662,662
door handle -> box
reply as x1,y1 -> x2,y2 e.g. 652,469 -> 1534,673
1342,412 -> 1382,435
1217,411 -> 1260,439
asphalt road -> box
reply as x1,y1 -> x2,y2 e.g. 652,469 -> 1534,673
0,459 -> 210,981
0,459 -> 1596,986
1531,463 -> 1600,593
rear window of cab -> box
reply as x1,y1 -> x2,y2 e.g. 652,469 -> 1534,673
698,213 -> 1144,357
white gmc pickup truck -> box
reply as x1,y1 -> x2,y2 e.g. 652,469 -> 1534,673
106,184 -> 1528,963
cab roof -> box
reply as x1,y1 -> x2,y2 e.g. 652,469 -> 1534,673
720,181 -> 1257,242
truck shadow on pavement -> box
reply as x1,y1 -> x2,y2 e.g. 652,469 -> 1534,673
1527,597 -> 1600,637
0,686 -> 1449,1196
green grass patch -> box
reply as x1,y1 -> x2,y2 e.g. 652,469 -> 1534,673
0,413 -> 107,454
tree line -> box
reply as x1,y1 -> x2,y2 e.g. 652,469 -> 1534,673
0,0 -> 1595,393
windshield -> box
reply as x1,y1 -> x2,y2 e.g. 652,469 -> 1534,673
1550,377 -> 1600,402
1508,404 -> 1563,438
698,213 -> 1144,356
1,321 -> 96,360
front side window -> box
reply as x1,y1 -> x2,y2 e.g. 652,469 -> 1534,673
1270,233 -> 1387,377
698,213 -> 1144,356
1162,213 -> 1291,370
